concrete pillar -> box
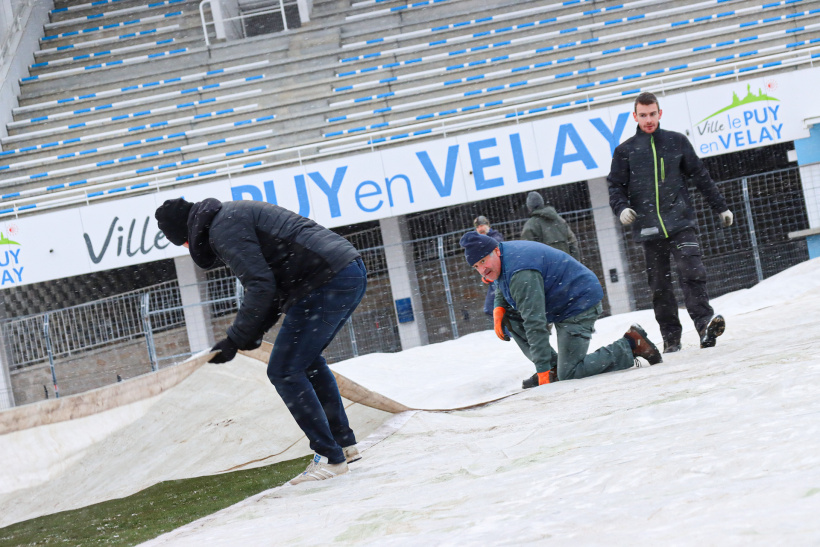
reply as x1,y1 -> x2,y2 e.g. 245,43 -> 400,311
0,0 -> 49,142
588,177 -> 634,314
794,126 -> 820,228
211,0 -> 242,41
0,336 -> 15,409
793,126 -> 820,258
0,1 -> 13,37
379,216 -> 428,350
174,255 -> 215,353
297,0 -> 312,23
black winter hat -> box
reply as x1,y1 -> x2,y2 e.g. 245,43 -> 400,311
460,231 -> 499,265
526,191 -> 545,212
155,198 -> 194,246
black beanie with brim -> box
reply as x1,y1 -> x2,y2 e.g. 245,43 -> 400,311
155,198 -> 194,246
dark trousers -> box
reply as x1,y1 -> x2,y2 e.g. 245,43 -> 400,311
643,228 -> 714,344
483,284 -> 496,317
267,258 -> 367,464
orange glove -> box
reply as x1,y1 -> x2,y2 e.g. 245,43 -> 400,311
493,306 -> 510,341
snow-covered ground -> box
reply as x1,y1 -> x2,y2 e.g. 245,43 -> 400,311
3,259 -> 820,544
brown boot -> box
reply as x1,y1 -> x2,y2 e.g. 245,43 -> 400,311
624,324 -> 663,365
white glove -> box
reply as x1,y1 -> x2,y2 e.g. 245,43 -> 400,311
720,210 -> 733,227
619,208 -> 637,225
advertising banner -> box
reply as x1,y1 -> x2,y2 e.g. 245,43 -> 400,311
2,68 -> 815,288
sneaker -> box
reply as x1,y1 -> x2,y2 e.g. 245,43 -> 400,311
289,454 -> 348,485
343,445 -> 361,464
624,324 -> 663,365
663,339 -> 682,353
699,315 -> 725,348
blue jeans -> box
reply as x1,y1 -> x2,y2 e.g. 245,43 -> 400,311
267,258 -> 367,464
483,284 -> 497,317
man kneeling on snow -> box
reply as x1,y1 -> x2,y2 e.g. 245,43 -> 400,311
460,232 -> 662,388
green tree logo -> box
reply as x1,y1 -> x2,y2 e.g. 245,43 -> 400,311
0,230 -> 20,246
697,84 -> 779,124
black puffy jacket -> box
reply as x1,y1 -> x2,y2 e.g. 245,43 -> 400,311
186,199 -> 360,348
607,125 -> 728,242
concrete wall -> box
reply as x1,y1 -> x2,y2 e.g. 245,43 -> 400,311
0,0 -> 52,142
10,327 -> 191,405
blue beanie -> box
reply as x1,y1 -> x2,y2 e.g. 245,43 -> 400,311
460,231 -> 499,265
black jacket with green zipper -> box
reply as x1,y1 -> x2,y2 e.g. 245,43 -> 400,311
607,124 -> 728,242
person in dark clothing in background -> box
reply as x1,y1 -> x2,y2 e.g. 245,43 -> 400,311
155,197 -> 367,485
460,232 -> 662,389
521,191 -> 580,261
607,91 -> 733,354
474,215 -> 505,317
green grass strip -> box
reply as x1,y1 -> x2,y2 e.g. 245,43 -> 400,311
0,455 -> 312,546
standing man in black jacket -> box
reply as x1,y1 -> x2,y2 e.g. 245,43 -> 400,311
607,91 -> 733,353
155,198 -> 367,485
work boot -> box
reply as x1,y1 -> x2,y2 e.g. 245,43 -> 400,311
343,445 -> 361,464
663,338 -> 682,353
699,315 -> 725,348
624,324 -> 663,365
289,454 -> 348,485
522,370 -> 555,389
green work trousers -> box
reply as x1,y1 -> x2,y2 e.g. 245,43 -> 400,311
507,303 -> 635,381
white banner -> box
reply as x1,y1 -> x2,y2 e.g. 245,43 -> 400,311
1,68 -> 814,288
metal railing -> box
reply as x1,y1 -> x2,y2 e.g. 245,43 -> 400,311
200,0 -> 297,47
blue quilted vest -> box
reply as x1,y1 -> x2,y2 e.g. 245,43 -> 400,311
497,240 -> 603,323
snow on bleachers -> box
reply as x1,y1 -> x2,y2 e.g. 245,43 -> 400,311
6,81 -> 263,132
333,7 -> 819,96
34,25 -> 180,59
0,104 -> 259,158
0,128 -> 273,190
21,46 -> 189,82
346,0 -> 454,21
2,0 -> 818,217
39,11 -> 185,43
43,0 -> 187,32
0,105 -> 264,164
2,88 -> 263,166
11,61 -> 268,116
325,0 -> 816,131
30,38 -> 179,70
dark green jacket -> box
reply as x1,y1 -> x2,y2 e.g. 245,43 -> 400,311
607,125 -> 728,242
521,205 -> 580,259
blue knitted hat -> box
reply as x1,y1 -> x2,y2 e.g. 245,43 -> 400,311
460,231 -> 499,265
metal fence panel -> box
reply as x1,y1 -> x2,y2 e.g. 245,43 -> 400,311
1,166 -> 812,406
623,167 -> 810,309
